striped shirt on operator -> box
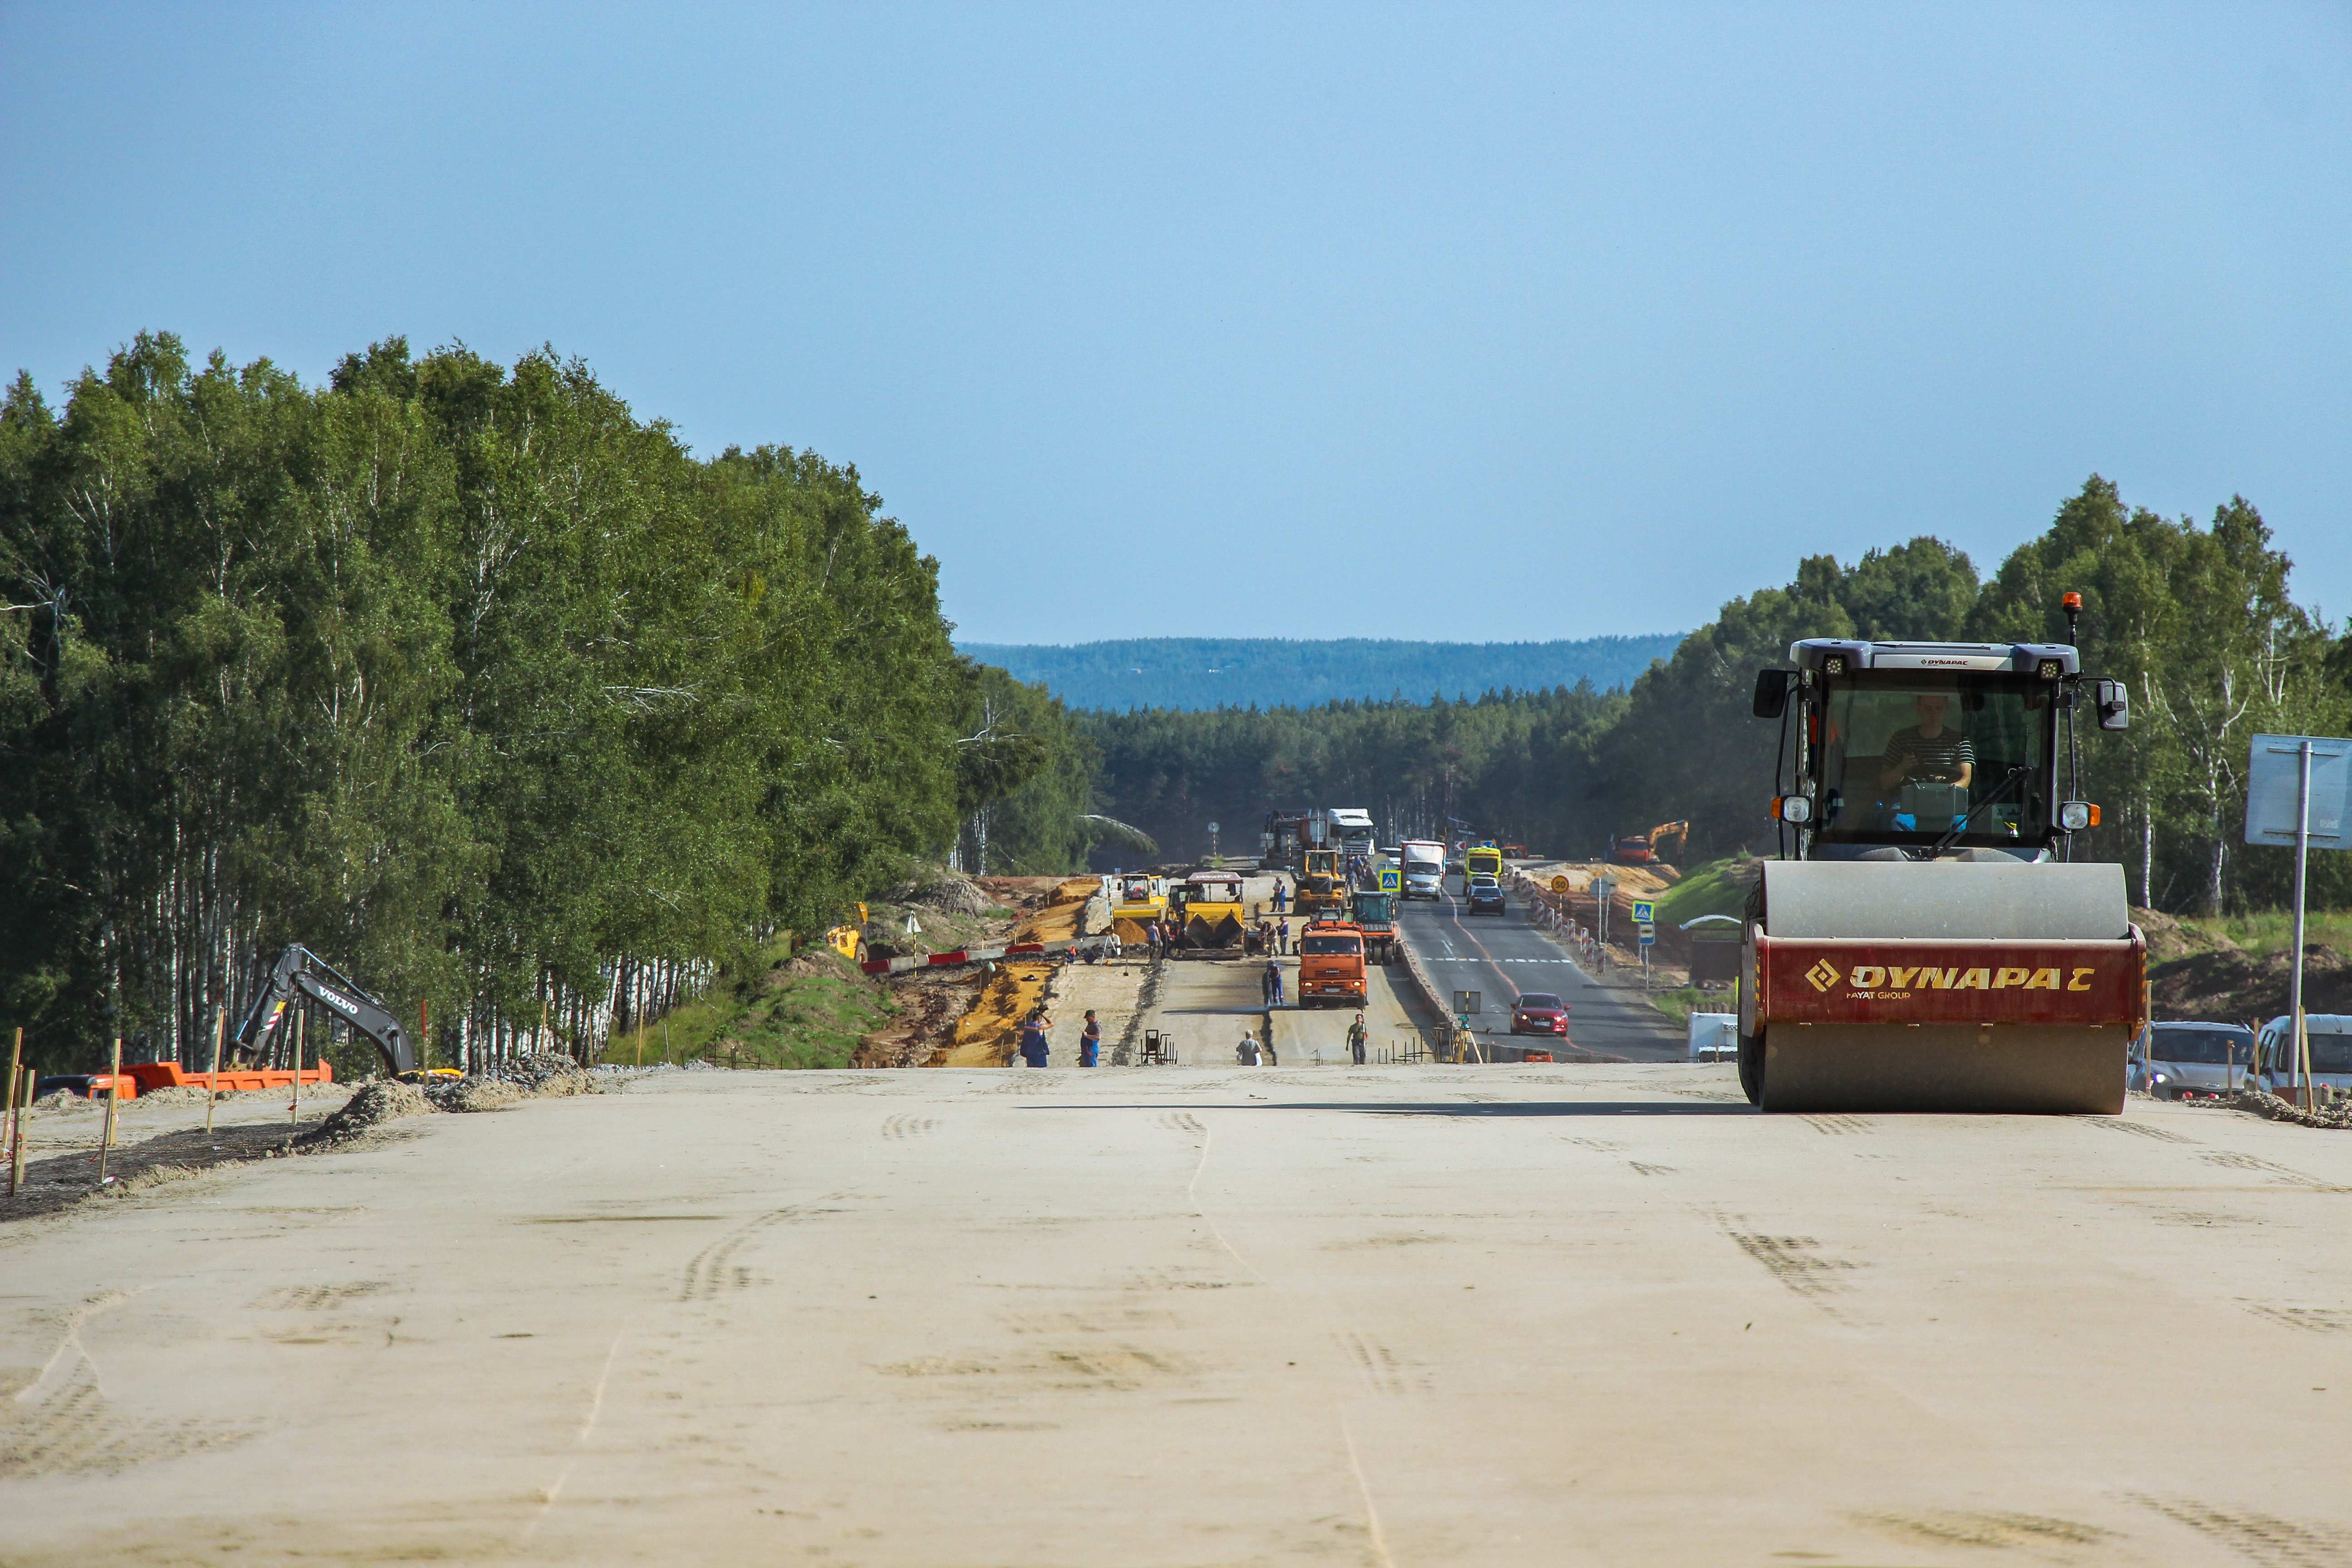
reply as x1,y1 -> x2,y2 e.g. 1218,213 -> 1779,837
1883,726 -> 1974,783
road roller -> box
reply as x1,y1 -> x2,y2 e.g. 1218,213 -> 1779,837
1740,611 -> 2146,1112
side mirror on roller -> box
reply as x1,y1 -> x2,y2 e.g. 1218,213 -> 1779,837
2094,678 -> 2129,731
1772,794 -> 1813,824
2058,801 -> 2100,832
1752,668 -> 1793,719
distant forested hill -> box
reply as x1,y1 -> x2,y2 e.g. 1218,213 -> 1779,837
957,636 -> 1686,711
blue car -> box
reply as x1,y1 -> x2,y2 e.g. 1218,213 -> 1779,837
1465,876 -> 1507,915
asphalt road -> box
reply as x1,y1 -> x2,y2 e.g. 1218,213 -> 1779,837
1396,883 -> 1686,1061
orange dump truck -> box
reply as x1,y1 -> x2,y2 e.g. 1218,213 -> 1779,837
1296,921 -> 1368,1009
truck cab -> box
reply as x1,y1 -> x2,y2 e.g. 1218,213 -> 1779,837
1296,921 -> 1368,1008
1399,840 -> 1446,900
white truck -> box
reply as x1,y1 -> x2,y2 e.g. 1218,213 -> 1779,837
1329,808 -> 1377,875
1398,839 -> 1446,901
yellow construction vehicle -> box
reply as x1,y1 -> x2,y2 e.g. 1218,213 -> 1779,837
1167,869 -> 1248,955
1111,873 -> 1166,923
824,903 -> 870,964
1297,849 -> 1348,917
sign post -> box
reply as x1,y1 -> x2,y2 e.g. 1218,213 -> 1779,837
2247,734 -> 2351,1105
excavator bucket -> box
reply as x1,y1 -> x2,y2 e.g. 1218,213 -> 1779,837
1740,860 -> 2144,1114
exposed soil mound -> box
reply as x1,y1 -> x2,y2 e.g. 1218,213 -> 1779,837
786,944 -> 860,979
2134,907 -> 2242,965
304,1081 -> 434,1145
2150,944 -> 2352,1021
856,968 -> 988,1068
896,874 -> 993,916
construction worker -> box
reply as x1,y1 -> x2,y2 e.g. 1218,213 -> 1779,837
1272,880 -> 1289,914
1018,1007 -> 1050,1067
1348,1013 -> 1369,1065
1236,1029 -> 1262,1066
1277,918 -> 1290,956
1080,1009 -> 1102,1068
1264,958 -> 1286,1009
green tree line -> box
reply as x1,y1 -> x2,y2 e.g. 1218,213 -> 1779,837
1084,479 -> 2352,915
0,334 -> 1098,1073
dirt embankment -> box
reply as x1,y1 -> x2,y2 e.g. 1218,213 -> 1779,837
920,878 -> 1104,1068
854,968 -> 988,1068
2149,943 -> 2352,1020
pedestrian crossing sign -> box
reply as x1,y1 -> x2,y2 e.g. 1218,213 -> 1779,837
1379,867 -> 1400,892
1630,900 -> 1656,924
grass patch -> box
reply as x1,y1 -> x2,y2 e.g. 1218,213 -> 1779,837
1652,856 -> 1756,932
1643,987 -> 1725,1028
612,937 -> 899,1070
2187,909 -> 2352,958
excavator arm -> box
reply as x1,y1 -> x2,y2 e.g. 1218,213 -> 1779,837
234,946 -> 417,1076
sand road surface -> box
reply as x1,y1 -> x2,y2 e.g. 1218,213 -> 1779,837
5,1065 -> 2352,1566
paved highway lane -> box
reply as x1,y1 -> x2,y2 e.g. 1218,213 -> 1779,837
1396,885 -> 1686,1061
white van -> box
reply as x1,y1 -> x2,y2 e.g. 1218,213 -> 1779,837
1688,1012 -> 1739,1063
2257,1014 -> 2352,1098
1399,840 -> 1446,901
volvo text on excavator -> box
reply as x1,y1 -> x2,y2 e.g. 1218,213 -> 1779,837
1741,598 -> 2142,1113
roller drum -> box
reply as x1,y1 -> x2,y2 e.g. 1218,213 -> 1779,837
1743,860 -> 2141,1114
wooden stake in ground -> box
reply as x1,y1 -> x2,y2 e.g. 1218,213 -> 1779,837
96,1037 -> 122,1184
2,1026 -> 19,1170
9,1065 -> 29,1197
2298,1005 -> 2313,1113
206,1008 -> 225,1141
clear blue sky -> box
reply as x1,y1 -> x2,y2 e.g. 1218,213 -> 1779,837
4,4 -> 2347,643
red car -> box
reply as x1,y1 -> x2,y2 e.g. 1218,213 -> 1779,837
1510,993 -> 1568,1038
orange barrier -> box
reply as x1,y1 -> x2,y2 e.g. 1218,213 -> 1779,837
123,1061 -> 334,1095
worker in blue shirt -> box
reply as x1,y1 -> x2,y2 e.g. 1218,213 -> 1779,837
1017,1007 -> 1051,1067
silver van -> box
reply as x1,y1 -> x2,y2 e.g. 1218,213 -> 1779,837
2257,1014 -> 2352,1099
2131,1020 -> 2253,1100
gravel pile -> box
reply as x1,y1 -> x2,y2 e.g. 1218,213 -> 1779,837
2231,1087 -> 2352,1130
303,1081 -> 434,1145
418,1053 -> 593,1112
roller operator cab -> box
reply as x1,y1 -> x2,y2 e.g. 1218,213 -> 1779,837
1741,620 -> 2145,1114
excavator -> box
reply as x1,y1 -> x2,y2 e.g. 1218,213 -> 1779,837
1740,595 -> 2142,1112
235,945 -> 417,1076
1612,821 -> 1690,867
